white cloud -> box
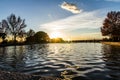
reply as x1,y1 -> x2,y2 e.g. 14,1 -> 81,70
60,1 -> 81,14
105,0 -> 120,2
40,9 -> 105,32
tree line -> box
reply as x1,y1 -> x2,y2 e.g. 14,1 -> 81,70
1,11 -> 119,44
0,14 -> 64,45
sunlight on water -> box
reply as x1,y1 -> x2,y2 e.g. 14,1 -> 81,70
0,43 -> 120,80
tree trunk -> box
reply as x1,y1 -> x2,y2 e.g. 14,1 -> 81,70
13,34 -> 16,44
110,35 -> 120,42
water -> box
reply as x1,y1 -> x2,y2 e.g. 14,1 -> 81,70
0,43 -> 120,80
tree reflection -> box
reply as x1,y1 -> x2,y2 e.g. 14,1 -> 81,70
0,46 -> 25,71
10,46 -> 25,70
102,44 -> 120,79
102,44 -> 120,62
0,47 -> 7,60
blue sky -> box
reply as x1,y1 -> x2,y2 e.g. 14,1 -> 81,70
0,0 -> 120,40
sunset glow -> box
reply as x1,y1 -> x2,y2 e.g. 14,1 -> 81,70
0,0 -> 120,40
49,31 -> 63,39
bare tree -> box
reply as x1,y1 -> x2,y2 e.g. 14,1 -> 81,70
2,14 -> 26,43
101,11 -> 120,41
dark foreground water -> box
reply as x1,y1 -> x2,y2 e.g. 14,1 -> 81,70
0,43 -> 120,80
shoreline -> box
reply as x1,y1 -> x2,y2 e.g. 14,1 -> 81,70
0,41 -> 101,47
102,42 -> 120,46
0,70 -> 61,80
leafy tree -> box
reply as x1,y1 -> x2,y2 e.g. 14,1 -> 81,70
2,14 -> 26,43
34,31 -> 50,43
101,11 -> 120,41
26,29 -> 35,43
27,29 -> 35,37
26,36 -> 35,43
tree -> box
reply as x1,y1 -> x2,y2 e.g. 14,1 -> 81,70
26,29 -> 35,43
27,29 -> 35,37
0,33 -> 6,41
101,11 -> 120,41
34,31 -> 50,43
2,14 -> 26,43
0,22 -> 7,42
18,30 -> 26,42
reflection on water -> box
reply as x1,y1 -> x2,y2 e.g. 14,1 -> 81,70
0,43 -> 120,80
102,45 -> 120,79
0,46 -> 26,71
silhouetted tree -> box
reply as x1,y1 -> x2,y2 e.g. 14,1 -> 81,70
27,29 -> 35,37
18,30 -> 26,42
26,36 -> 35,43
0,33 -> 6,41
26,29 -> 35,43
2,14 -> 26,43
26,29 -> 35,44
34,31 -> 50,43
101,11 -> 120,41
0,22 -> 7,42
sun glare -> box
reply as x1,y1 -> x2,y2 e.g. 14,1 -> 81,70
50,31 -> 63,39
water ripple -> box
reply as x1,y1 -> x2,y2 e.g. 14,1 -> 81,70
0,43 -> 120,80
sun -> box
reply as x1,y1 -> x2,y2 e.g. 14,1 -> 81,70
49,31 -> 63,39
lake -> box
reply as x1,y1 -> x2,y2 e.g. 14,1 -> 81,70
0,43 -> 120,80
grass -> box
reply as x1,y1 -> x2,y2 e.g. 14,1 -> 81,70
102,42 -> 120,46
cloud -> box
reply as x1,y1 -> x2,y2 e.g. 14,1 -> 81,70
60,1 -> 81,14
40,9 -> 106,32
74,32 -> 103,40
105,0 -> 120,2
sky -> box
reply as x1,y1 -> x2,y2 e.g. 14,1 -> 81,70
0,0 -> 120,40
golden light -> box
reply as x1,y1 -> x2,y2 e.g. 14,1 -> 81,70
49,31 -> 63,39
67,38 -> 71,42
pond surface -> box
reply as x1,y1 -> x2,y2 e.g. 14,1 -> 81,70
0,43 -> 120,80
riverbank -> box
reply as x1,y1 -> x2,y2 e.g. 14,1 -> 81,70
0,41 -> 101,47
0,70 -> 61,80
102,42 -> 120,46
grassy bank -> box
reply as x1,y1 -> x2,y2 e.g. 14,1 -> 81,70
102,42 -> 120,46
